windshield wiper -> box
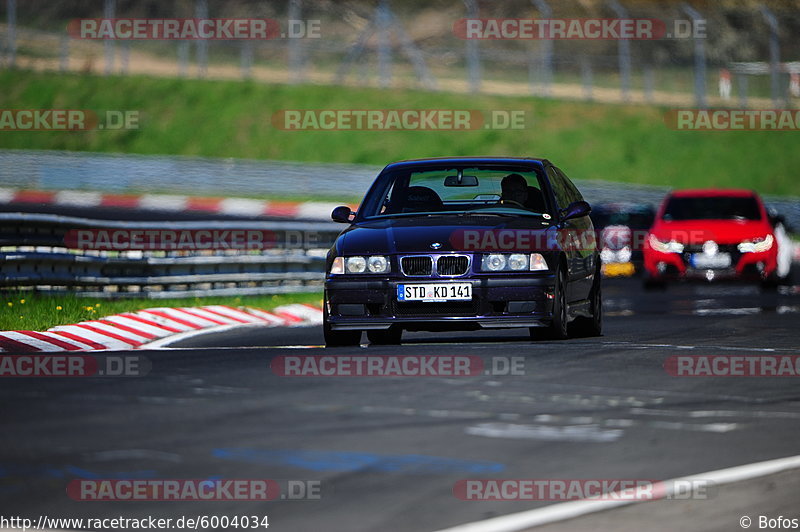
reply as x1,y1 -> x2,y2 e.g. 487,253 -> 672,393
460,210 -> 546,218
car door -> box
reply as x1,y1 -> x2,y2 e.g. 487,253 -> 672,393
546,165 -> 581,302
556,167 -> 596,301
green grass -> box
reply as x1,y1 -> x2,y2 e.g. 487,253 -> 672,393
1,69 -> 798,196
0,291 -> 322,332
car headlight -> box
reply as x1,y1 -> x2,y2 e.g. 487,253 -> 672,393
508,254 -> 528,270
483,254 -> 507,271
330,256 -> 390,275
346,256 -> 367,273
481,253 -> 548,272
367,255 -> 390,273
648,234 -> 684,254
737,234 -> 773,253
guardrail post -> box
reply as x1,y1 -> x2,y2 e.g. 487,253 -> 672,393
682,3 -> 706,109
195,0 -> 208,78
759,5 -> 782,108
103,0 -> 115,75
531,0 -> 553,97
608,0 -> 631,102
464,0 -> 481,93
377,0 -> 392,88
5,0 -> 16,68
287,0 -> 304,83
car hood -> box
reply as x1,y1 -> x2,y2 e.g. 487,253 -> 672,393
336,215 -> 556,255
650,219 -> 772,245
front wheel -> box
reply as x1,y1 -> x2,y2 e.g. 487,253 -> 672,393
533,268 -> 569,340
323,304 -> 361,347
571,270 -> 602,337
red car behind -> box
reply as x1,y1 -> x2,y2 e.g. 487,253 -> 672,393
643,189 -> 781,287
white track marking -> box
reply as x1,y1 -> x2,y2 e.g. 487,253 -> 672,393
202,305 -> 265,323
218,197 -> 267,216
138,194 -> 187,211
48,325 -> 132,350
433,454 -> 800,532
0,331 -> 65,351
131,311 -> 198,331
54,190 -> 102,207
101,316 -> 174,337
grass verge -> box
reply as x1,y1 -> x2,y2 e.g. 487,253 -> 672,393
0,291 -> 323,332
2,70 -> 798,196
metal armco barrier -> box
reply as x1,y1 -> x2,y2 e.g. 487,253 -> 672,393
0,213 -> 340,298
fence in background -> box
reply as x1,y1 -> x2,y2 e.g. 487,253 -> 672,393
2,0 -> 799,108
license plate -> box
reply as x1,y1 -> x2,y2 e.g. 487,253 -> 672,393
690,253 -> 731,269
397,283 -> 472,302
602,262 -> 635,277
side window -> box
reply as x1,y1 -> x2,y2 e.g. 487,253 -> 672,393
547,166 -> 570,210
556,167 -> 583,203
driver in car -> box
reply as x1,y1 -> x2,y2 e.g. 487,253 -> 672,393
500,173 -> 529,208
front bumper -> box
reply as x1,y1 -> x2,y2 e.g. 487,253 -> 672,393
643,247 -> 777,281
325,275 -> 556,331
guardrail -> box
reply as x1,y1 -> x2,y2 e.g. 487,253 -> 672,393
0,213 -> 340,298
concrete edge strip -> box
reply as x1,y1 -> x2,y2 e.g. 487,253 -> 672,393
0,187 -> 349,220
0,304 -> 323,353
433,453 -> 800,532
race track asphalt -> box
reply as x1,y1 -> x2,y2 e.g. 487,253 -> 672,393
1,277 -> 798,531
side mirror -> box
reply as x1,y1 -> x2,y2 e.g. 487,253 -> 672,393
561,201 -> 591,221
331,206 -> 354,223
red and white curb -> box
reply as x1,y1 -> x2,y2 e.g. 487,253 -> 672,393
0,304 -> 323,353
0,187 -> 354,221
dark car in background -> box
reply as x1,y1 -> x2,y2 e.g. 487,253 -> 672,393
643,189 -> 786,289
590,203 -> 655,277
323,157 -> 602,346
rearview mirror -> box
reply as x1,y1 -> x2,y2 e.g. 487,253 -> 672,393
561,201 -> 591,221
444,175 -> 478,187
331,206 -> 354,223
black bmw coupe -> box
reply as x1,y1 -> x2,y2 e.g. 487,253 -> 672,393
324,157 -> 602,346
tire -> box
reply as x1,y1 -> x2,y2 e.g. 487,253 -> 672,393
760,276 -> 779,292
367,326 -> 402,345
571,269 -> 603,338
643,276 -> 666,291
323,304 -> 361,347
533,267 -> 569,340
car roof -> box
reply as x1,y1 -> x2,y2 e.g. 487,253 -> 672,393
383,157 -> 550,170
668,188 -> 758,198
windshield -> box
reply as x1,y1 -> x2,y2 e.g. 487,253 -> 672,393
592,209 -> 655,229
662,196 -> 762,221
359,165 -> 552,219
